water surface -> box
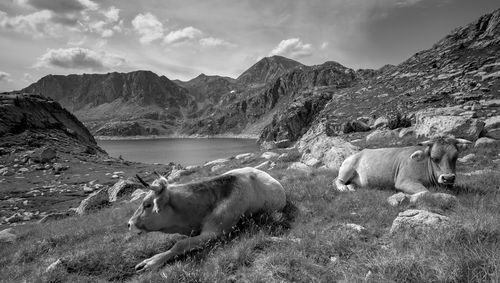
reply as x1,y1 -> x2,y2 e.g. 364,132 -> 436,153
97,138 -> 259,166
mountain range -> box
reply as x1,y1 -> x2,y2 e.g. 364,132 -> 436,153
19,8 -> 500,143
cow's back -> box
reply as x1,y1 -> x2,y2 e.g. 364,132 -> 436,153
353,147 -> 418,188
224,167 -> 286,213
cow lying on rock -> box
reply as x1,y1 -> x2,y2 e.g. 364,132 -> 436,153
128,167 -> 286,272
335,136 -> 471,199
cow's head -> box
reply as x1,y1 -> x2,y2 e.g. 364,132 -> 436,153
410,137 -> 471,185
128,172 -> 176,233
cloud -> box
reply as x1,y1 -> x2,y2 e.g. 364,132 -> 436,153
199,37 -> 234,48
320,42 -> 329,49
0,10 -> 57,37
35,47 -> 125,70
270,38 -> 313,58
132,13 -> 164,44
395,0 -> 424,7
164,26 -> 202,45
103,6 -> 119,23
0,71 -> 11,82
17,0 -> 96,13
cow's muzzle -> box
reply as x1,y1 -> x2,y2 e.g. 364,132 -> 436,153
438,174 -> 456,185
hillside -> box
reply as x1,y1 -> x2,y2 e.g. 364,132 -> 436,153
236,55 -> 305,86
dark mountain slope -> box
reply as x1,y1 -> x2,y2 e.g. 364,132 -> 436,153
237,55 -> 305,86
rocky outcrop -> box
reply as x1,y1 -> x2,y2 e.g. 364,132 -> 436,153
415,107 -> 485,140
0,93 -> 98,147
75,188 -> 109,215
298,123 -> 359,170
108,179 -> 142,202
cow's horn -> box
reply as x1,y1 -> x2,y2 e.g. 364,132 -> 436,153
153,170 -> 163,178
136,174 -> 150,187
455,138 -> 472,144
419,140 -> 433,146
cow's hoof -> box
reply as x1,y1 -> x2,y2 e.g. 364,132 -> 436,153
334,178 -> 354,192
135,254 -> 168,273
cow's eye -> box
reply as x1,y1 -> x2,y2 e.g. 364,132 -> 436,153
432,157 -> 440,163
143,203 -> 152,209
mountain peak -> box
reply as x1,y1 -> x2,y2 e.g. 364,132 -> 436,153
237,55 -> 304,85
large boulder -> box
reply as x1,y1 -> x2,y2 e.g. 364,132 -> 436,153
390,209 -> 450,236
108,179 -> 142,202
483,115 -> 500,131
75,188 -> 109,215
341,120 -> 370,133
373,116 -> 389,128
415,107 -> 484,140
298,123 -> 359,170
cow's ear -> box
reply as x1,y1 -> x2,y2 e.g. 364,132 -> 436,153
152,189 -> 169,213
410,150 -> 426,161
150,177 -> 168,195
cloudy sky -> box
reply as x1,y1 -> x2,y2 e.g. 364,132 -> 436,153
0,0 -> 498,91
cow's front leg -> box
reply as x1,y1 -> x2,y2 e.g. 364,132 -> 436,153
395,180 -> 428,195
135,232 -> 218,273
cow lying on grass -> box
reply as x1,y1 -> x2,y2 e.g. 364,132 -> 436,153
335,136 -> 471,196
128,167 -> 287,272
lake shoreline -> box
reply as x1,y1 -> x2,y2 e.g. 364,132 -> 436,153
94,134 -> 260,141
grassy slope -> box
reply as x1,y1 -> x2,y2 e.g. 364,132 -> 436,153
0,144 -> 499,283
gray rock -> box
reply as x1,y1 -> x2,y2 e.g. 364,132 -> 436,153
483,115 -> 500,130
76,188 -> 109,215
399,127 -> 415,138
254,161 -> 270,170
275,139 -> 293,148
53,163 -> 69,173
31,147 -> 56,163
204,158 -> 229,167
366,129 -> 398,143
0,228 -> 16,243
45,258 -> 64,273
390,209 -> 450,235
373,116 -> 389,128
261,151 -> 280,160
458,153 -> 475,163
298,123 -> 359,170
475,137 -> 499,147
235,153 -> 254,160
415,107 -> 484,141
261,141 -> 276,150
211,164 -> 225,172
485,128 -> 500,140
108,179 -> 142,202
287,162 -> 312,172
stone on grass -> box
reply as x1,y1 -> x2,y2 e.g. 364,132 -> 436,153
399,127 -> 415,138
458,153 -> 475,163
235,153 -> 254,160
108,178 -> 142,202
75,188 -> 109,215
211,164 -> 225,172
0,228 -> 16,243
287,162 -> 312,173
204,158 -> 229,167
254,161 -> 270,170
45,259 -> 64,273
390,209 -> 450,236
261,151 -> 279,160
